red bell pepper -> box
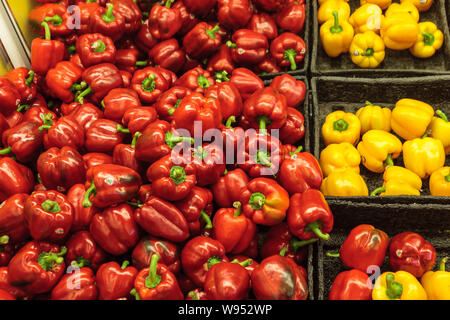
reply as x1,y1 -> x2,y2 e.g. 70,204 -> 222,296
68,103 -> 103,133
132,236 -> 180,274
207,45 -> 235,77
135,20 -> 159,52
51,267 -> 97,300
45,61 -> 83,103
230,68 -> 264,101
332,224 -> 389,272
156,66 -> 178,87
40,116 -> 85,150
0,78 -> 21,116
96,260 -> 138,300
181,236 -> 228,287
131,254 -> 183,300
229,255 -> 259,276
280,108 -> 306,145
174,67 -> 215,94
84,119 -> 125,153
173,92 -> 222,136
279,147 -> 323,195
246,13 -> 278,40
24,190 -> 73,242
77,2 -> 101,35
31,22 -> 65,76
8,240 -> 67,294
149,0 -> 182,40
154,86 -> 193,122
189,144 -> 226,187
254,0 -> 287,12
183,22 -> 222,59
240,177 -> 290,226
82,153 -> 113,171
65,231 -> 106,270
252,253 -> 308,300
0,158 -> 34,202
212,168 -> 249,208
255,55 -> 282,75
113,139 -> 145,174
175,186 -> 213,233
218,0 -> 254,30
271,33 -> 306,71
115,49 -> 148,74
133,196 -> 190,243
0,194 -> 29,243
122,106 -> 158,135
76,33 -> 116,68
182,0 -> 217,17
227,29 -> 269,65
328,269 -> 372,300
205,82 -> 243,120
110,0 -> 142,34
6,68 -> 37,104
276,1 -> 306,34
172,1 -> 199,36
88,4 -> 125,42
212,202 -> 256,254
0,267 -> 27,299
66,184 -> 98,232
0,289 -> 15,300
1,121 -> 44,163
102,88 -> 141,123
388,232 -> 436,278
131,67 -> 171,105
149,39 -> 186,73
186,288 -> 208,300
83,164 -> 142,208
23,106 -> 58,126
270,75 -> 306,109
0,236 -> 13,267
29,3 -> 72,38
89,204 -> 139,255
37,146 -> 86,192
204,260 -> 251,300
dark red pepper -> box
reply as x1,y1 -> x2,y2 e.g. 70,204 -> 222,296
65,231 -> 106,270
227,29 -> 269,66
205,82 -> 243,120
149,0 -> 182,40
328,269 -> 372,300
246,13 -> 278,40
131,67 -> 171,105
174,67 -> 215,95
149,39 -> 186,73
206,45 -> 235,76
51,267 -> 97,300
230,68 -> 264,101
271,33 -> 306,71
183,22 -> 222,60
6,68 -> 37,104
76,33 -> 116,68
31,22 -> 65,75
0,158 -> 34,202
276,1 -> 306,34
40,116 -> 85,151
218,0 -> 253,30
183,0 -> 217,17
122,106 -> 158,135
66,184 -> 99,232
96,260 -> 138,300
0,194 -> 29,243
154,86 -> 193,122
84,119 -> 126,154
45,61 -> 83,103
88,4 -> 125,42
110,0 -> 142,34
0,78 -> 21,116
132,236 -> 180,274
212,168 -> 249,208
1,121 -> 44,163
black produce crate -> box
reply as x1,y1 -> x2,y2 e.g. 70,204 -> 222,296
316,200 -> 450,300
259,1 -> 311,80
311,76 -> 450,204
311,0 -> 450,77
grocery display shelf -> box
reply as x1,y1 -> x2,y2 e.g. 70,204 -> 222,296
311,75 -> 450,204
311,0 -> 450,77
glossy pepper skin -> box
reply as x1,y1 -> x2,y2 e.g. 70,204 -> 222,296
183,0 -> 217,17
131,67 -> 171,105
391,98 -> 435,140
6,68 -> 37,104
320,11 -> 354,58
131,254 -> 183,300
45,61 -> 83,103
174,67 -> 215,95
329,269 -> 372,300
29,3 -> 72,38
132,237 -> 180,274
149,0 -> 182,40
421,257 -> 450,300
206,82 -> 243,120
287,190 -> 334,241
102,88 -> 141,123
76,33 -> 116,68
1,121 -> 44,163
40,116 -> 85,151
88,4 -> 125,42
240,178 -> 290,226
78,63 -> 124,103
430,167 -> 450,197
149,39 -> 186,73
90,204 -> 139,256
133,196 -> 190,243
212,168 -> 249,208
246,13 -> 278,41
227,29 -> 269,65
0,78 -> 21,116
370,166 -> 422,196
24,190 -> 73,242
321,169 -> 369,197
51,267 -> 97,300
66,103 -> 103,133
349,31 -> 386,68
357,130 -> 402,173
318,0 -> 351,24
319,142 -> 361,177
204,261 -> 250,300
350,3 -> 383,34
66,184 -> 98,232
389,232 -> 436,278
254,0 -> 287,12
181,236 -> 228,287
0,267 -> 27,299
372,271 -> 427,300
8,241 -> 67,294
154,86 -> 192,122
190,144 -> 226,186
84,119 -> 126,154
251,254 -> 308,300
0,194 -> 29,243
356,101 -> 391,134
276,1 -> 305,34
122,106 -> 157,135
207,45 -> 235,78
385,2 -> 419,22
96,261 -> 138,300
0,158 -> 34,202
403,137 -> 445,179
114,49 -> 145,74
218,0 -> 253,30
230,68 -> 264,101
31,22 -> 65,76
270,75 -> 306,109
280,107 -> 306,145
183,22 -> 222,60
271,33 -> 306,71
429,110 -> 450,155
279,147 -> 323,195
322,110 -> 361,146
65,231 -> 105,271
380,13 -> 419,50
337,224 -> 389,272
37,147 -> 86,192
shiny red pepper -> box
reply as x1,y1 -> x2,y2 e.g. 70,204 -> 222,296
96,260 -> 138,300
183,22 -> 222,59
122,106 -> 157,135
8,240 -> 67,294
110,0 -> 142,34
254,0 -> 287,12
65,231 -> 106,270
207,45 -> 235,77
115,49 -> 148,74
154,86 -> 193,122
0,236 -> 13,267
280,108 -> 306,145
88,4 -> 125,42
77,2 -> 102,35
212,168 -> 249,208
270,75 -> 307,109
205,82 -> 243,120
40,116 -> 85,150
149,0 -> 182,40
0,267 -> 27,299
51,267 -> 97,300
0,158 -> 34,202
102,88 -> 141,123
84,119 -> 125,153
227,29 -> 269,65
328,269 -> 372,300
29,3 -> 72,38
218,0 -> 253,30
89,204 -> 139,255
31,22 -> 65,76
37,146 -> 86,192
186,288 -> 208,300
113,138 -> 145,174
149,39 -> 186,73
183,0 -> 217,17
271,33 -> 306,71
255,55 -> 282,75
132,236 -> 180,274
6,68 -> 37,104
66,184 -> 98,232
174,186 -> 213,229
23,106 -> 58,126
1,121 -> 44,163
276,1 -> 306,34
83,164 -> 142,209
246,13 -> 278,40
0,194 -> 29,243
82,153 -> 113,171
68,103 -> 103,133
172,1 -> 199,36
230,68 -> 264,101
181,236 -> 229,287
45,61 -> 83,103
0,78 -> 21,116
174,67 -> 215,94
131,67 -> 171,105
135,20 -> 159,52
388,232 -> 436,278
189,144 -> 226,187
76,33 -> 116,68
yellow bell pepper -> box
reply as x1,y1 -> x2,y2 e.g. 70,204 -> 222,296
349,4 -> 383,34
429,110 -> 450,155
410,22 -> 444,58
321,169 -> 369,196
319,0 -> 349,5
320,11 -> 354,57
421,257 -> 450,300
322,110 -> 361,146
357,129 -> 403,173
360,0 -> 392,10
429,167 -> 450,197
317,0 -> 351,24
319,143 -> 361,177
400,0 -> 434,12
391,98 -> 435,140
371,166 -> 422,196
403,136 -> 445,179
385,2 -> 419,23
349,31 -> 385,68
356,101 -> 391,133
380,12 -> 419,50
372,271 -> 428,300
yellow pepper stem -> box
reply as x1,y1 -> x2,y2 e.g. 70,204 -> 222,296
333,119 -> 349,132
440,257 -> 449,271
436,110 -> 448,122
361,48 -> 375,56
384,154 -> 394,167
330,11 -> 343,34
446,175 -> 450,183
422,32 -> 435,46
386,273 -> 403,300
365,101 -> 373,106
371,187 -> 386,196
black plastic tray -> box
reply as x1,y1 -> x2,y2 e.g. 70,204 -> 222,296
311,0 -> 450,77
316,200 -> 450,300
311,76 -> 450,204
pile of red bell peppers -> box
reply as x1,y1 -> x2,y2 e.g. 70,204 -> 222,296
0,0 -> 324,300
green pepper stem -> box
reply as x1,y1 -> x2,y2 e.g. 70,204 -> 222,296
41,199 -> 61,213
38,113 -> 54,131
445,174 -> 450,183
17,104 -> 30,112
121,260 -> 130,270
249,192 -> 266,210
131,132 -> 142,149
233,201 -> 242,217
102,4 -> 116,23
290,238 -> 318,253
197,75 -> 210,89
257,151 -> 272,167
41,21 -> 52,40
215,71 -> 230,83
440,257 -> 448,271
170,166 -> 187,185
207,256 -> 222,268
422,32 -> 435,46
187,291 -> 199,300
0,147 -> 12,155
71,256 -> 91,268
165,132 -> 194,149
361,48 -> 374,56
231,258 -> 253,268
333,119 -> 349,132
384,154 -> 394,168
279,246 -> 288,256
25,71 -> 35,88
126,201 -> 144,208
365,101 -> 373,106
136,61 -> 148,67
326,252 -> 340,258
283,48 -> 298,71
226,40 -> 237,48
82,180 -> 97,208
206,25 -> 220,39
330,11 -> 343,34
91,40 -> 106,53
75,87 -> 92,103
371,186 -> 386,196
225,116 -> 236,128
0,235 -> 9,245
165,0 -> 175,8
142,74 -> 156,93
258,115 -> 271,135
145,254 -> 161,289
67,45 -> 76,55
200,210 -> 212,229
130,288 -> 141,300
289,146 -> 303,156
305,221 -> 330,241
436,110 -> 448,122
44,14 -> 63,26
386,273 -> 403,300
38,246 -> 67,271
116,124 -> 130,134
